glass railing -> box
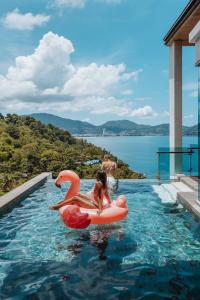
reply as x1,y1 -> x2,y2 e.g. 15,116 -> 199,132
188,144 -> 199,177
198,67 -> 200,201
157,146 -> 198,180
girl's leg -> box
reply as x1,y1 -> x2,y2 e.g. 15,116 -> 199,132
68,195 -> 97,208
77,192 -> 92,200
49,194 -> 97,210
56,192 -> 91,205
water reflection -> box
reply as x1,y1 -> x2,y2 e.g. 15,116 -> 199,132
89,230 -> 109,260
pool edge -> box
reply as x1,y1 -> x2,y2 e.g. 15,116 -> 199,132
0,172 -> 52,215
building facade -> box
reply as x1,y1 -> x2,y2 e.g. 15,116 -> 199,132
164,0 -> 200,180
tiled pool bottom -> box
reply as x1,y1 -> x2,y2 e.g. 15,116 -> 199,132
1,180 -> 200,300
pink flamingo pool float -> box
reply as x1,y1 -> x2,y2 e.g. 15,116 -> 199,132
55,170 -> 128,229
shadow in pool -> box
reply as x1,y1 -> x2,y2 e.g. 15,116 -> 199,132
162,203 -> 185,215
1,258 -> 200,299
60,225 -> 137,262
88,227 -> 135,261
0,224 -> 139,299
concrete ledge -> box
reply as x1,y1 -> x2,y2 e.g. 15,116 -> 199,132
177,191 -> 200,220
0,172 -> 52,215
180,176 -> 198,192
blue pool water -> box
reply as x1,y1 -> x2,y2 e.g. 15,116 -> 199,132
1,180 -> 200,299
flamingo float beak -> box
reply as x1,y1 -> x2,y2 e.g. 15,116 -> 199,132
55,181 -> 61,188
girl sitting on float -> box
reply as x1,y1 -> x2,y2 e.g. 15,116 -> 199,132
49,170 -> 111,214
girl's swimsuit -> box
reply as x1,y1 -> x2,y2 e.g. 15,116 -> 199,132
87,186 -> 108,208
86,190 -> 97,206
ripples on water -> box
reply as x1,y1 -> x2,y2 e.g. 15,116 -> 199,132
1,180 -> 200,299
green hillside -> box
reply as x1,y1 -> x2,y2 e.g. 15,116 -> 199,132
31,113 -> 99,135
0,114 -> 144,195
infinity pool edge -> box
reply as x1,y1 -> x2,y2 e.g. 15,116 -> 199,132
0,172 -> 52,215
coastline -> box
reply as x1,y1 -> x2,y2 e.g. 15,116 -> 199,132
74,134 -> 198,138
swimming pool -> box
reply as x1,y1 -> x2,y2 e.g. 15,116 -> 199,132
1,180 -> 200,299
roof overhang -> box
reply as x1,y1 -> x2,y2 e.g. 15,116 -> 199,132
164,0 -> 200,46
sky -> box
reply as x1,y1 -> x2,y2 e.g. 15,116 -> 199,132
0,0 -> 198,125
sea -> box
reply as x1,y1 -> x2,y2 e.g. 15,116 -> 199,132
85,136 -> 198,178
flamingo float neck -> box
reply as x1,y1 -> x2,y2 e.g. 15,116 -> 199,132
55,170 -> 80,200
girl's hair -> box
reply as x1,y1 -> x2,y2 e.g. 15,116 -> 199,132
96,170 -> 107,188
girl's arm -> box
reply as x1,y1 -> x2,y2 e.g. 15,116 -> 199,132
104,188 -> 112,205
93,182 -> 103,214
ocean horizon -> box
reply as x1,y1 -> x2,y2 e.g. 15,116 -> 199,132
85,136 -> 198,178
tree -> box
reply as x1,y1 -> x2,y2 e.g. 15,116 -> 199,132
6,125 -> 20,139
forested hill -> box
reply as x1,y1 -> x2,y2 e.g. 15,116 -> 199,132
0,114 -> 144,195
31,113 -> 198,136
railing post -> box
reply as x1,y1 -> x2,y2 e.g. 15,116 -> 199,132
189,151 -> 192,176
187,149 -> 194,177
157,152 -> 161,181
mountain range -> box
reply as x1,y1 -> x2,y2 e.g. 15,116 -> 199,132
31,113 -> 198,136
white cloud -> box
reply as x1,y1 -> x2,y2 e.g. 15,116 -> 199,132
134,97 -> 152,101
0,76 -> 37,99
121,89 -> 133,96
190,90 -> 198,98
183,82 -> 198,98
42,87 -> 60,95
7,32 -> 75,90
0,31 -> 156,119
0,31 -> 74,105
53,0 -> 121,9
98,0 -> 122,3
121,69 -> 143,81
2,9 -> 50,31
91,99 -> 156,118
54,0 -> 85,8
162,110 -> 169,117
183,82 -> 198,91
82,118 -> 90,122
130,106 -> 157,118
62,63 -> 134,97
184,114 -> 194,119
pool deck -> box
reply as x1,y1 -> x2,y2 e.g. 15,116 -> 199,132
177,191 -> 200,219
0,172 -> 51,215
177,176 -> 200,220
